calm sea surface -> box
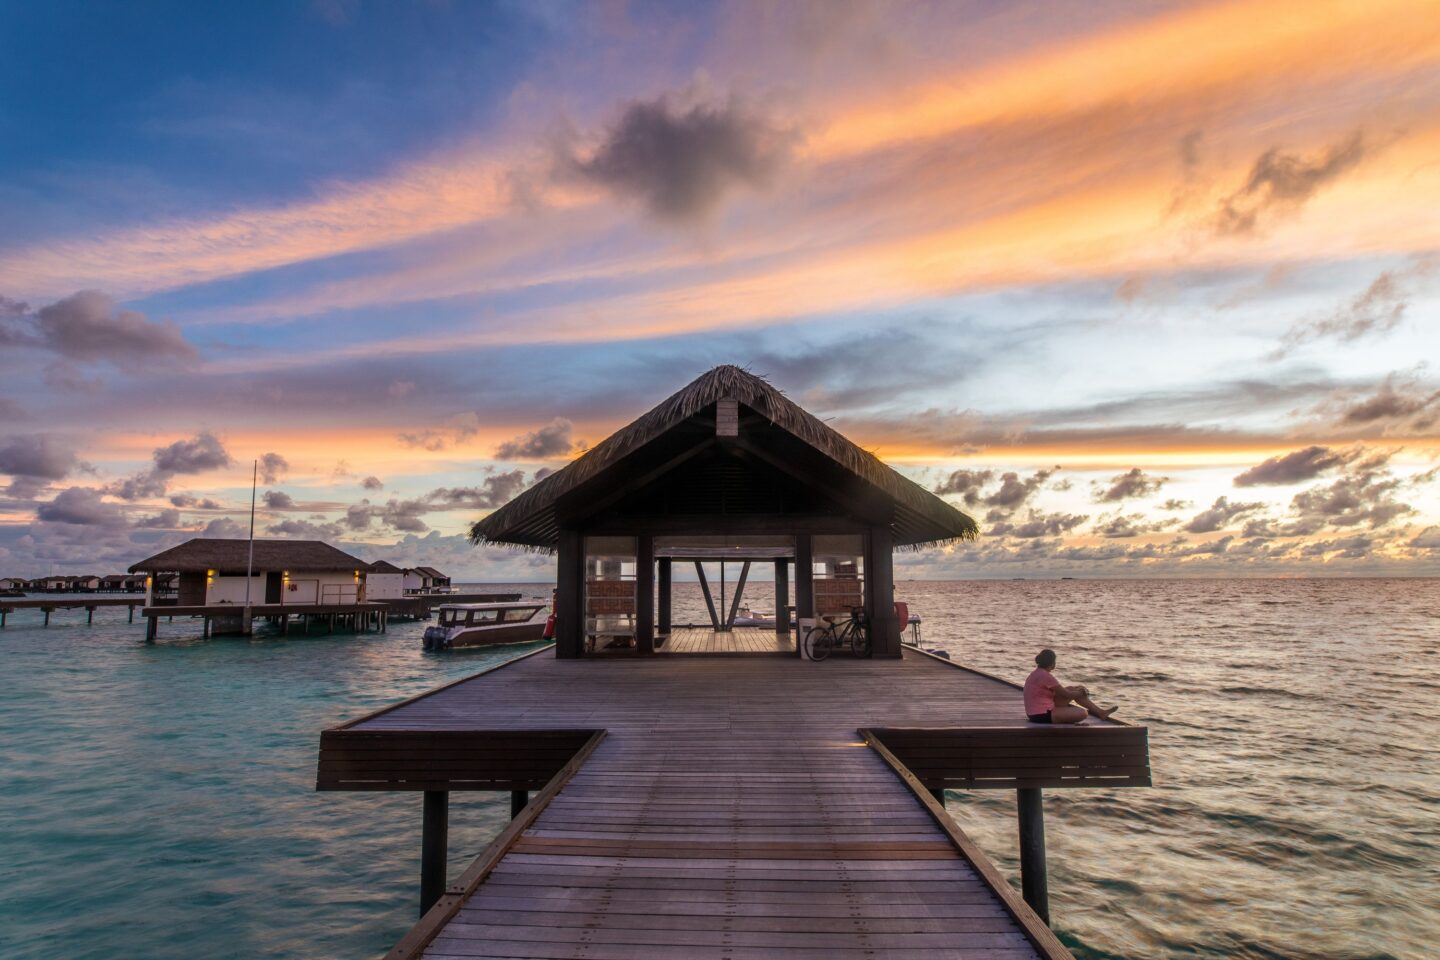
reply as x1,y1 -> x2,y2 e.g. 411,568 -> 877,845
1,578 -> 1436,959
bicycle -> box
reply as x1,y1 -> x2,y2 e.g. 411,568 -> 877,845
802,607 -> 871,661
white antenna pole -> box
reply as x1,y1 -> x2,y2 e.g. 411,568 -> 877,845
244,458 -> 256,633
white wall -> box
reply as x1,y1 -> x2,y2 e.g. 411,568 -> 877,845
207,574 -> 266,605
367,573 -> 404,600
206,570 -> 364,605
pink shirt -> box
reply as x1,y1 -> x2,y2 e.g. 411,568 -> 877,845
1023,668 -> 1059,715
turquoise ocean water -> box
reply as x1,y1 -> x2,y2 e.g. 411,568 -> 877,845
2,578 -> 1436,959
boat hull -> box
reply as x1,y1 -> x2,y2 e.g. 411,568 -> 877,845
423,621 -> 547,650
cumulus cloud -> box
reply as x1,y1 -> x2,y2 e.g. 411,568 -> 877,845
1094,512 -> 1178,538
109,431 -> 233,501
1093,467 -> 1167,502
429,470 -> 530,510
36,487 -> 127,527
1160,498 -> 1192,511
1184,496 -> 1266,533
982,468 -> 1058,516
1213,131 -> 1366,236
0,434 -> 79,498
263,490 -> 295,509
989,509 -> 1088,539
397,430 -> 447,452
266,517 -> 344,539
932,468 -> 992,505
1410,526 -> 1440,551
1233,446 -> 1360,487
0,290 -> 197,370
134,508 -> 183,529
1288,458 -> 1413,530
361,476 -> 384,490
200,517 -> 246,539
170,493 -> 222,509
495,418 -> 577,460
154,432 -> 232,474
567,94 -> 792,222
258,452 -> 288,484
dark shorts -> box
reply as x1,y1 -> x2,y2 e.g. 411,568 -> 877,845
1027,711 -> 1052,724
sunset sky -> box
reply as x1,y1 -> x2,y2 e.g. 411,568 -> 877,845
2,0 -> 1438,579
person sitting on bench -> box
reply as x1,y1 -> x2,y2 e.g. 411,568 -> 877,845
1023,648 -> 1117,723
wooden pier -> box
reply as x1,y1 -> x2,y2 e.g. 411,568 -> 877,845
0,596 -> 146,628
318,643 -> 1149,960
142,601 -> 391,641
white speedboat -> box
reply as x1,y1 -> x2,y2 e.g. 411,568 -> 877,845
731,607 -> 776,627
423,601 -> 549,650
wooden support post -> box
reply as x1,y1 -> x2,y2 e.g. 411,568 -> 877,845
1017,787 -> 1049,925
866,524 -> 900,658
657,558 -> 672,636
1,609 -> 7,628
695,562 -> 721,630
636,534 -> 655,655
43,608 -> 51,627
724,561 -> 751,630
87,607 -> 94,624
773,559 -> 789,635
203,617 -> 211,639
420,790 -> 449,917
794,536 -> 813,658
146,615 -> 157,642
510,790 -> 529,818
555,528 -> 583,658
128,605 -> 135,623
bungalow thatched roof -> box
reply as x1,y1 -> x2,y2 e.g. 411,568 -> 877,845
471,365 -> 978,551
129,539 -> 372,574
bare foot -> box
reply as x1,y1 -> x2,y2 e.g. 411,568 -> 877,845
1092,706 -> 1119,720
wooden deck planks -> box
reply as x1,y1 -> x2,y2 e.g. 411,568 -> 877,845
346,652 -> 1094,959
659,625 -> 796,655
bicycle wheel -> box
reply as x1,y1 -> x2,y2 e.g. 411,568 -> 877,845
851,621 -> 871,658
803,624 -> 833,661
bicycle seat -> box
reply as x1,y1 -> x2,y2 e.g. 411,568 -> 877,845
820,614 -> 841,624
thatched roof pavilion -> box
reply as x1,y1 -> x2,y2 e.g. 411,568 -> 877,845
473,366 -> 976,659
129,538 -> 372,574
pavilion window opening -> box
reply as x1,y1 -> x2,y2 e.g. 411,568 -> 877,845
584,536 -> 639,652
812,534 -> 865,619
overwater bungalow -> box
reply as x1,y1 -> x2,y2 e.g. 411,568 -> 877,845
316,366 -> 1150,960
129,538 -> 372,607
0,577 -> 28,591
366,560 -> 406,600
403,565 -> 450,594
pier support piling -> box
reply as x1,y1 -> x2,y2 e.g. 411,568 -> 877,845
510,790 -> 529,818
1017,787 -> 1049,925
146,615 -> 157,642
420,790 -> 449,917
43,608 -> 51,627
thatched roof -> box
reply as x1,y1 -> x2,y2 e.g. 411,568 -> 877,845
129,539 -> 372,574
471,365 -> 978,551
